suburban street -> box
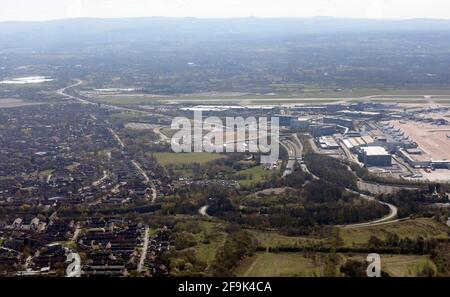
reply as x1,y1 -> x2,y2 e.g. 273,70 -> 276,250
137,226 -> 150,273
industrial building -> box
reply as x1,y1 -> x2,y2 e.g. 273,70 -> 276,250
317,136 -> 339,150
398,148 -> 450,169
338,110 -> 382,120
290,106 -> 327,113
360,146 -> 392,167
323,116 -> 353,129
275,115 -> 298,126
310,125 -> 337,137
398,148 -> 431,168
341,135 -> 375,153
290,117 -> 311,129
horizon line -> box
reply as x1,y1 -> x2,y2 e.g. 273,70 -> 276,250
2,15 -> 450,24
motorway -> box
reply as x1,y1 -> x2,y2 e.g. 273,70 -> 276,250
59,79 -> 170,117
280,133 -> 303,177
56,79 -> 90,104
60,80 -> 400,228
341,189 -> 398,228
292,134 -> 399,227
152,126 -> 170,142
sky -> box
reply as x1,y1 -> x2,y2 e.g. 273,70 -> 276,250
1,0 -> 450,22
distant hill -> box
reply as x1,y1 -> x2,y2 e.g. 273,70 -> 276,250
1,17 -> 450,50
2,17 -> 450,94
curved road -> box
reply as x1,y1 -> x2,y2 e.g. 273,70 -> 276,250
341,189 -> 398,228
57,79 -> 91,104
293,136 -> 399,228
153,126 -> 170,142
60,80 -> 400,228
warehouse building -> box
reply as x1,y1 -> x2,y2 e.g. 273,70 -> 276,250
290,117 -> 311,129
310,124 -> 337,137
338,110 -> 382,120
398,148 -> 431,168
341,135 -> 375,153
275,115 -> 298,126
323,116 -> 353,129
318,136 -> 339,149
360,146 -> 392,167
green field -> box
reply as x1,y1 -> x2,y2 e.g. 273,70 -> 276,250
234,166 -> 273,187
154,152 -> 226,166
235,252 -> 436,277
195,234 -> 226,266
340,218 -> 450,247
347,254 -> 436,277
235,253 -> 322,277
250,230 -> 323,249
111,111 -> 143,120
191,221 -> 226,267
381,255 -> 436,277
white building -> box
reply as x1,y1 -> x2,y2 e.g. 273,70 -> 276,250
360,146 -> 392,167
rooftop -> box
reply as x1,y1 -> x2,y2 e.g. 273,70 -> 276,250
361,146 -> 390,156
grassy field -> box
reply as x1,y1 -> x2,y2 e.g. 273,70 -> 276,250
192,221 -> 226,267
87,95 -> 161,105
250,230 -> 323,249
154,152 -> 226,166
235,252 -> 436,277
234,166 -> 273,187
235,253 -> 322,277
195,235 -> 226,266
340,218 -> 450,247
381,255 -> 436,277
111,111 -> 144,120
347,254 -> 436,277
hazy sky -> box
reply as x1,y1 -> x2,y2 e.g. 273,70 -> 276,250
2,0 -> 450,21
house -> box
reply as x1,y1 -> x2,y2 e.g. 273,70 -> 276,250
12,218 -> 23,229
